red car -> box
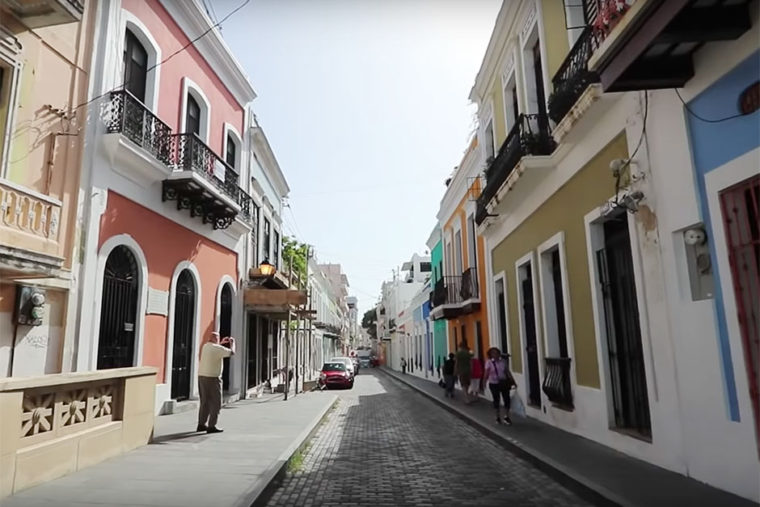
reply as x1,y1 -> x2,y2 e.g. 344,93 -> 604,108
319,361 -> 354,390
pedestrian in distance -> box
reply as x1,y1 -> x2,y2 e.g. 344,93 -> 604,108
483,347 -> 517,425
197,332 -> 235,434
401,357 -> 407,374
469,353 -> 483,401
436,355 -> 441,378
442,353 -> 456,398
454,341 -> 473,404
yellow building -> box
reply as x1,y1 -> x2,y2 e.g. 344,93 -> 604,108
0,1 -> 95,376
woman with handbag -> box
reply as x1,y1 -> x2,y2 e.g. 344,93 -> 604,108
483,347 -> 517,425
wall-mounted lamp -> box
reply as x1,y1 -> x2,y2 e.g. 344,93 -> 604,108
259,259 -> 276,277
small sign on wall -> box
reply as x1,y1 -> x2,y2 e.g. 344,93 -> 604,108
147,288 -> 169,316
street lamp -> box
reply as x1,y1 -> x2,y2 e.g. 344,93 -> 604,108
259,259 -> 276,276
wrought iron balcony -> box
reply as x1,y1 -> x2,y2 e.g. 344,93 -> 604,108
429,268 -> 480,320
239,189 -> 254,225
162,134 -> 243,230
1,0 -> 84,27
542,357 -> 573,409
587,0 -> 752,91
105,90 -> 172,165
475,113 -> 556,225
548,27 -> 600,125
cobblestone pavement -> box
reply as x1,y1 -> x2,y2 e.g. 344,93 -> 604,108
262,370 -> 592,507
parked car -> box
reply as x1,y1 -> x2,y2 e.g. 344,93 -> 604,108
319,361 -> 354,389
330,357 -> 355,377
358,357 -> 370,368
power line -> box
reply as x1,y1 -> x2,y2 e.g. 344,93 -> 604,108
675,88 -> 749,123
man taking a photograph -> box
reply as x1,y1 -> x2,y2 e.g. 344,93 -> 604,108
197,331 -> 235,433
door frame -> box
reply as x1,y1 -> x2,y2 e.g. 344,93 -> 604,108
91,234 -> 148,371
515,251 -> 544,412
585,205 -> 657,436
165,261 -> 202,400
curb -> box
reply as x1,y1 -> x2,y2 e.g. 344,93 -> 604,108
240,394 -> 339,507
380,368 -> 629,507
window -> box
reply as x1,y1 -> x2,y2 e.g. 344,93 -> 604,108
263,218 -> 271,261
420,262 -> 432,273
185,94 -> 201,136
123,30 -> 148,103
273,230 -> 280,269
250,202 -> 259,268
504,77 -> 519,133
454,230 -> 463,275
467,214 -> 477,270
484,119 -> 495,160
225,133 -> 237,169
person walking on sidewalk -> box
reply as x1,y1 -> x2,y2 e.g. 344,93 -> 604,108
197,332 -> 236,434
442,353 -> 456,398
484,347 -> 516,425
469,353 -> 483,401
454,341 -> 473,404
401,357 -> 407,374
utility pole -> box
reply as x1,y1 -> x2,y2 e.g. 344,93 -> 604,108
294,265 -> 301,397
284,248 -> 295,401
305,245 -> 313,381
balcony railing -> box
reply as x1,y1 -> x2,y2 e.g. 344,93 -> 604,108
542,357 -> 573,409
171,133 -> 241,205
105,90 -> 172,165
239,189 -> 253,224
476,113 -> 555,224
430,278 -> 446,307
588,0 -> 636,52
436,268 -> 480,307
548,27 -> 600,125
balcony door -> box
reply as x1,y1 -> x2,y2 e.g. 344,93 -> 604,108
532,41 -> 549,132
123,30 -> 147,103
185,95 -> 201,136
220,284 -> 233,392
519,263 -> 541,407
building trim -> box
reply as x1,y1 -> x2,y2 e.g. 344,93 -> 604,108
164,261 -> 203,400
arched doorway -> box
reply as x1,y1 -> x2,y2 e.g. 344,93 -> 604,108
171,270 -> 196,400
97,245 -> 139,369
220,283 -> 233,391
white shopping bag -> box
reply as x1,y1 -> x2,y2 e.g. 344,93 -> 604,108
510,388 -> 526,418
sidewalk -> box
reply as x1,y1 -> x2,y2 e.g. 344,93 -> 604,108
381,367 -> 758,507
3,391 -> 337,507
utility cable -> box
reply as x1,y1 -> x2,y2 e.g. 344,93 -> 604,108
65,0 -> 251,118
675,88 -> 749,123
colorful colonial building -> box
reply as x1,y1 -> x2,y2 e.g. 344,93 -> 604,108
431,137 -> 491,362
472,0 -> 758,501
0,0 -> 94,377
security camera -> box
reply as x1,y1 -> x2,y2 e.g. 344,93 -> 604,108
684,228 -> 707,246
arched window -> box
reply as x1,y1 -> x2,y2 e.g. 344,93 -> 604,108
123,30 -> 148,103
97,246 -> 139,369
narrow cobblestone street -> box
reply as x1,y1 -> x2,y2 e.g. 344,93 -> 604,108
262,370 -> 592,507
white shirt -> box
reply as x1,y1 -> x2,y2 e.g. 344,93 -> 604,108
198,343 -> 232,378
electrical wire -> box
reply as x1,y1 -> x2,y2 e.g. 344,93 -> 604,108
675,88 -> 749,123
614,90 -> 648,201
65,0 -> 251,117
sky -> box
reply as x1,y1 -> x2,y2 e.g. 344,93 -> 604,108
217,0 -> 501,314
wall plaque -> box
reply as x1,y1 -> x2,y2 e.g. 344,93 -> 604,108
146,288 -> 169,316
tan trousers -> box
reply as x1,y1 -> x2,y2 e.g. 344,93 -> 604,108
198,375 -> 222,428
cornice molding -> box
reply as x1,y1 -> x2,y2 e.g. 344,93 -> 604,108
159,0 -> 256,107
251,126 -> 290,199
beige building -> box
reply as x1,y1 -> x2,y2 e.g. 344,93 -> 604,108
0,1 -> 95,377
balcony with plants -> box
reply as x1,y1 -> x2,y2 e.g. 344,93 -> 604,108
586,0 -> 752,92
475,114 -> 556,225
547,26 -> 600,140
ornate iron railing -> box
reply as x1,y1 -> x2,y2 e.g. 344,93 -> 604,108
171,133 -> 241,205
548,27 -> 600,124
105,90 -> 172,165
430,278 -> 446,307
239,189 -> 254,224
542,357 -> 574,409
475,113 -> 555,224
588,0 -> 636,51
434,268 -> 480,307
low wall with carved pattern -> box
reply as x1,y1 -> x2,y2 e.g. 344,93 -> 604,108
0,367 -> 157,498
